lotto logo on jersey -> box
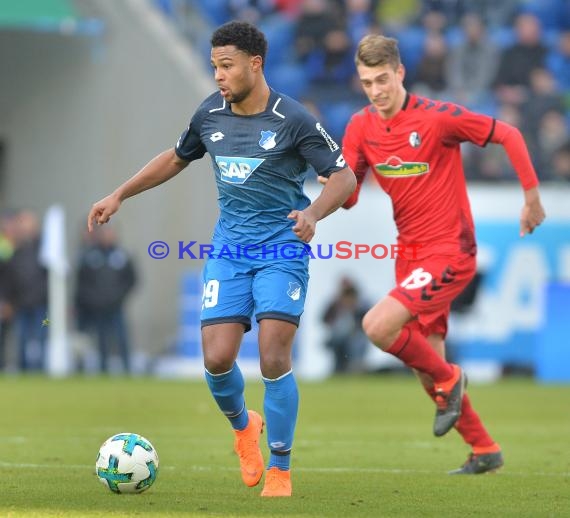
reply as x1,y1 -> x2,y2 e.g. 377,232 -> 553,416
215,156 -> 265,184
374,155 -> 430,178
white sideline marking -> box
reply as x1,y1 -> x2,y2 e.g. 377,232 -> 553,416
0,461 -> 568,478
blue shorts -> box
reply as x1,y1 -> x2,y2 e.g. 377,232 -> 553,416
200,243 -> 309,332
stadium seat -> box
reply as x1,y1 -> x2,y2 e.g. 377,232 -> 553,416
519,0 -> 565,31
189,0 -> 230,26
445,25 -> 465,49
546,49 -> 570,91
468,97 -> 499,118
259,14 -> 296,70
488,26 -> 516,48
265,62 -> 308,100
388,26 -> 426,78
321,101 -> 361,142
543,28 -> 561,49
153,0 -> 175,17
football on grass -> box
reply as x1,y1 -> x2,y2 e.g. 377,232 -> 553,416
96,432 -> 159,494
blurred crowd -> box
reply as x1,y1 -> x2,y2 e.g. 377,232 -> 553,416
0,209 -> 47,372
155,0 -> 570,183
0,209 -> 137,374
321,276 -> 370,374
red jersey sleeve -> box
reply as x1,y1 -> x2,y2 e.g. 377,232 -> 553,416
488,119 -> 539,190
437,102 -> 538,190
437,102 -> 495,147
341,112 -> 370,209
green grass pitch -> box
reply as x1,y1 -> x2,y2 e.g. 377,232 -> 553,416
0,374 -> 568,517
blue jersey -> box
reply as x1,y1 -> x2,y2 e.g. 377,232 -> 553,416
175,89 -> 346,245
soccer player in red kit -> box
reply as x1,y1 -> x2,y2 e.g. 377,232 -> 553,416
338,34 -> 546,474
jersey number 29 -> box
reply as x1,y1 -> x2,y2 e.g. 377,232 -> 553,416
202,280 -> 219,309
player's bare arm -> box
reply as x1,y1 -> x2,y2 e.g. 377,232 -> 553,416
288,167 -> 356,243
520,186 -> 546,237
87,148 -> 189,231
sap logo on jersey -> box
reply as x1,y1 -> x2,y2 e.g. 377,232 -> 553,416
216,156 -> 265,184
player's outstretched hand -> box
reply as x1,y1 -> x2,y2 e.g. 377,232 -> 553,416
317,175 -> 328,185
288,209 -> 317,243
87,193 -> 122,232
520,191 -> 546,237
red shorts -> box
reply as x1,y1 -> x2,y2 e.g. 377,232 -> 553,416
389,253 -> 476,338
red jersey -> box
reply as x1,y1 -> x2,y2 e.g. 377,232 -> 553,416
342,93 -> 538,259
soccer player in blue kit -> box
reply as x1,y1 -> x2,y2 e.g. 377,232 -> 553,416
88,21 -> 356,497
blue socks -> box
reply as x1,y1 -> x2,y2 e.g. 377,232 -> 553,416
263,370 -> 298,471
205,365 -> 299,471
205,363 -> 249,431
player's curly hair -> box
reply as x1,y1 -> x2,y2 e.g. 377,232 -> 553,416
211,21 -> 268,66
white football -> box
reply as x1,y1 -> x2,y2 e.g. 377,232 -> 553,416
95,432 -> 159,494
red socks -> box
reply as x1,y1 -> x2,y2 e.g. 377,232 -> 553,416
456,394 -> 497,450
387,326 -> 499,452
424,382 -> 497,450
386,327 -> 454,383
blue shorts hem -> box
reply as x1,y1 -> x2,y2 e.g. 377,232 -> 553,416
255,311 -> 300,327
201,316 -> 252,333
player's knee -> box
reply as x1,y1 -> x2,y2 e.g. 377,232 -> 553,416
259,353 -> 290,379
202,350 -> 234,374
362,311 -> 399,350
